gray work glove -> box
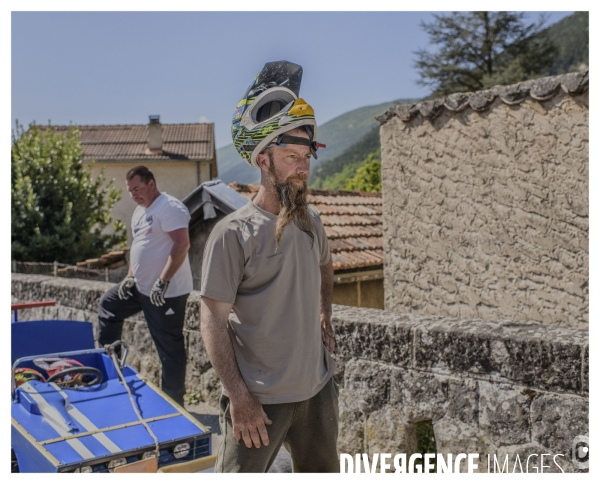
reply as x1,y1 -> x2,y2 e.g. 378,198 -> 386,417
150,278 -> 170,306
118,275 -> 136,300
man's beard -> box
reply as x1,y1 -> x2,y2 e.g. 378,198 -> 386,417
267,154 -> 314,251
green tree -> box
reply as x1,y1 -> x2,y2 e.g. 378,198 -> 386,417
344,154 -> 381,193
11,122 -> 126,264
415,12 -> 558,96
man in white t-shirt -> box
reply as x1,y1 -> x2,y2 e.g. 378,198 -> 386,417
98,165 -> 193,405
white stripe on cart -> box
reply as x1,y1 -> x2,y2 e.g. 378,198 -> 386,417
49,383 -> 122,454
20,382 -> 95,460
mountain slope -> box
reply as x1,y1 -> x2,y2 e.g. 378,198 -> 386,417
309,126 -> 381,189
309,100 -> 408,168
545,11 -> 589,75
215,143 -> 259,185
215,99 -> 414,185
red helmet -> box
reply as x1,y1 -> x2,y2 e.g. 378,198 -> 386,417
33,358 -> 84,384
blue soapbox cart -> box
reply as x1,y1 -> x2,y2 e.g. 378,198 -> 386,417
11,301 -> 216,473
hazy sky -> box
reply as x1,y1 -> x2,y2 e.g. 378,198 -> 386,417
12,11 -> 573,149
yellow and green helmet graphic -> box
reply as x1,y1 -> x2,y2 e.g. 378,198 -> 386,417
231,61 -> 321,168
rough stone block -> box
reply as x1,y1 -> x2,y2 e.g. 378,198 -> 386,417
184,330 -> 208,394
344,359 -> 391,413
337,389 -> 365,455
200,367 -> 221,408
185,329 -> 211,373
184,292 -> 202,331
530,393 -> 588,457
413,318 -> 494,374
364,405 -> 415,460
479,381 -> 532,445
389,369 -> 479,424
414,317 -> 585,394
39,275 -> 111,312
11,274 -> 105,313
121,319 -> 154,354
333,305 -> 413,367
492,337 -> 582,394
135,354 -> 161,387
433,418 -> 497,473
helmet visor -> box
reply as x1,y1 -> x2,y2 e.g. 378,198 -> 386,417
248,88 -> 296,125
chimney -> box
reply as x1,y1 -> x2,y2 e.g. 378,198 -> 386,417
148,115 -> 162,153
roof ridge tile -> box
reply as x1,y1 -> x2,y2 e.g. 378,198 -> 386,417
377,70 -> 589,125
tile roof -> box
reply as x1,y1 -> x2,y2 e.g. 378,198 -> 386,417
377,70 -> 589,125
229,182 -> 383,272
39,123 -> 215,162
76,248 -> 129,269
81,184 -> 383,274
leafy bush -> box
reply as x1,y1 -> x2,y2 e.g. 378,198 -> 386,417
11,122 -> 126,264
344,154 -> 381,193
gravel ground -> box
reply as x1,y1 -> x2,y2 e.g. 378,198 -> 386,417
184,401 -> 292,473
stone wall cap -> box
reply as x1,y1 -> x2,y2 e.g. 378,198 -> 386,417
12,274 -> 588,348
376,70 -> 589,125
331,303 -> 588,346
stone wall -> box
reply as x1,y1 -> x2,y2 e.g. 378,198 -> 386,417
12,274 -> 588,472
378,72 -> 588,328
333,305 -> 588,473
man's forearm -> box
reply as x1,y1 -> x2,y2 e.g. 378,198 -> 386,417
160,242 -> 189,281
201,296 -> 272,449
200,299 -> 251,400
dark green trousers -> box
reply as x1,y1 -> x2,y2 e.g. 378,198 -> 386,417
215,376 -> 340,473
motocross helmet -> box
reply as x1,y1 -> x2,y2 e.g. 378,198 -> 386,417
14,368 -> 46,387
231,60 -> 325,168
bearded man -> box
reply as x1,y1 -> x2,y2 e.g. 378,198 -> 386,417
199,61 -> 338,473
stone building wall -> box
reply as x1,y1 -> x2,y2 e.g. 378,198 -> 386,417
377,71 -> 589,328
12,274 -> 588,472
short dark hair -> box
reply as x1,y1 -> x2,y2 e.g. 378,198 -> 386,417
126,166 -> 155,185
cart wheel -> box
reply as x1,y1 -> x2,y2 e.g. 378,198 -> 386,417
11,448 -> 19,473
47,367 -> 103,387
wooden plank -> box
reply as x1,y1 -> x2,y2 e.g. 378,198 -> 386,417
38,413 -> 181,445
333,268 -> 384,285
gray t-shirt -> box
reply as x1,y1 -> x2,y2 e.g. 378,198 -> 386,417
200,201 -> 335,404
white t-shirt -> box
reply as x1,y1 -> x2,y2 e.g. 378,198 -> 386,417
130,192 -> 193,298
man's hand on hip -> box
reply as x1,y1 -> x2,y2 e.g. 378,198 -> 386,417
321,315 -> 335,354
118,275 -> 136,300
229,392 -> 272,449
150,278 -> 169,306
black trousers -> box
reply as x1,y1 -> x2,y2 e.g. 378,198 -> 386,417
98,284 -> 188,405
